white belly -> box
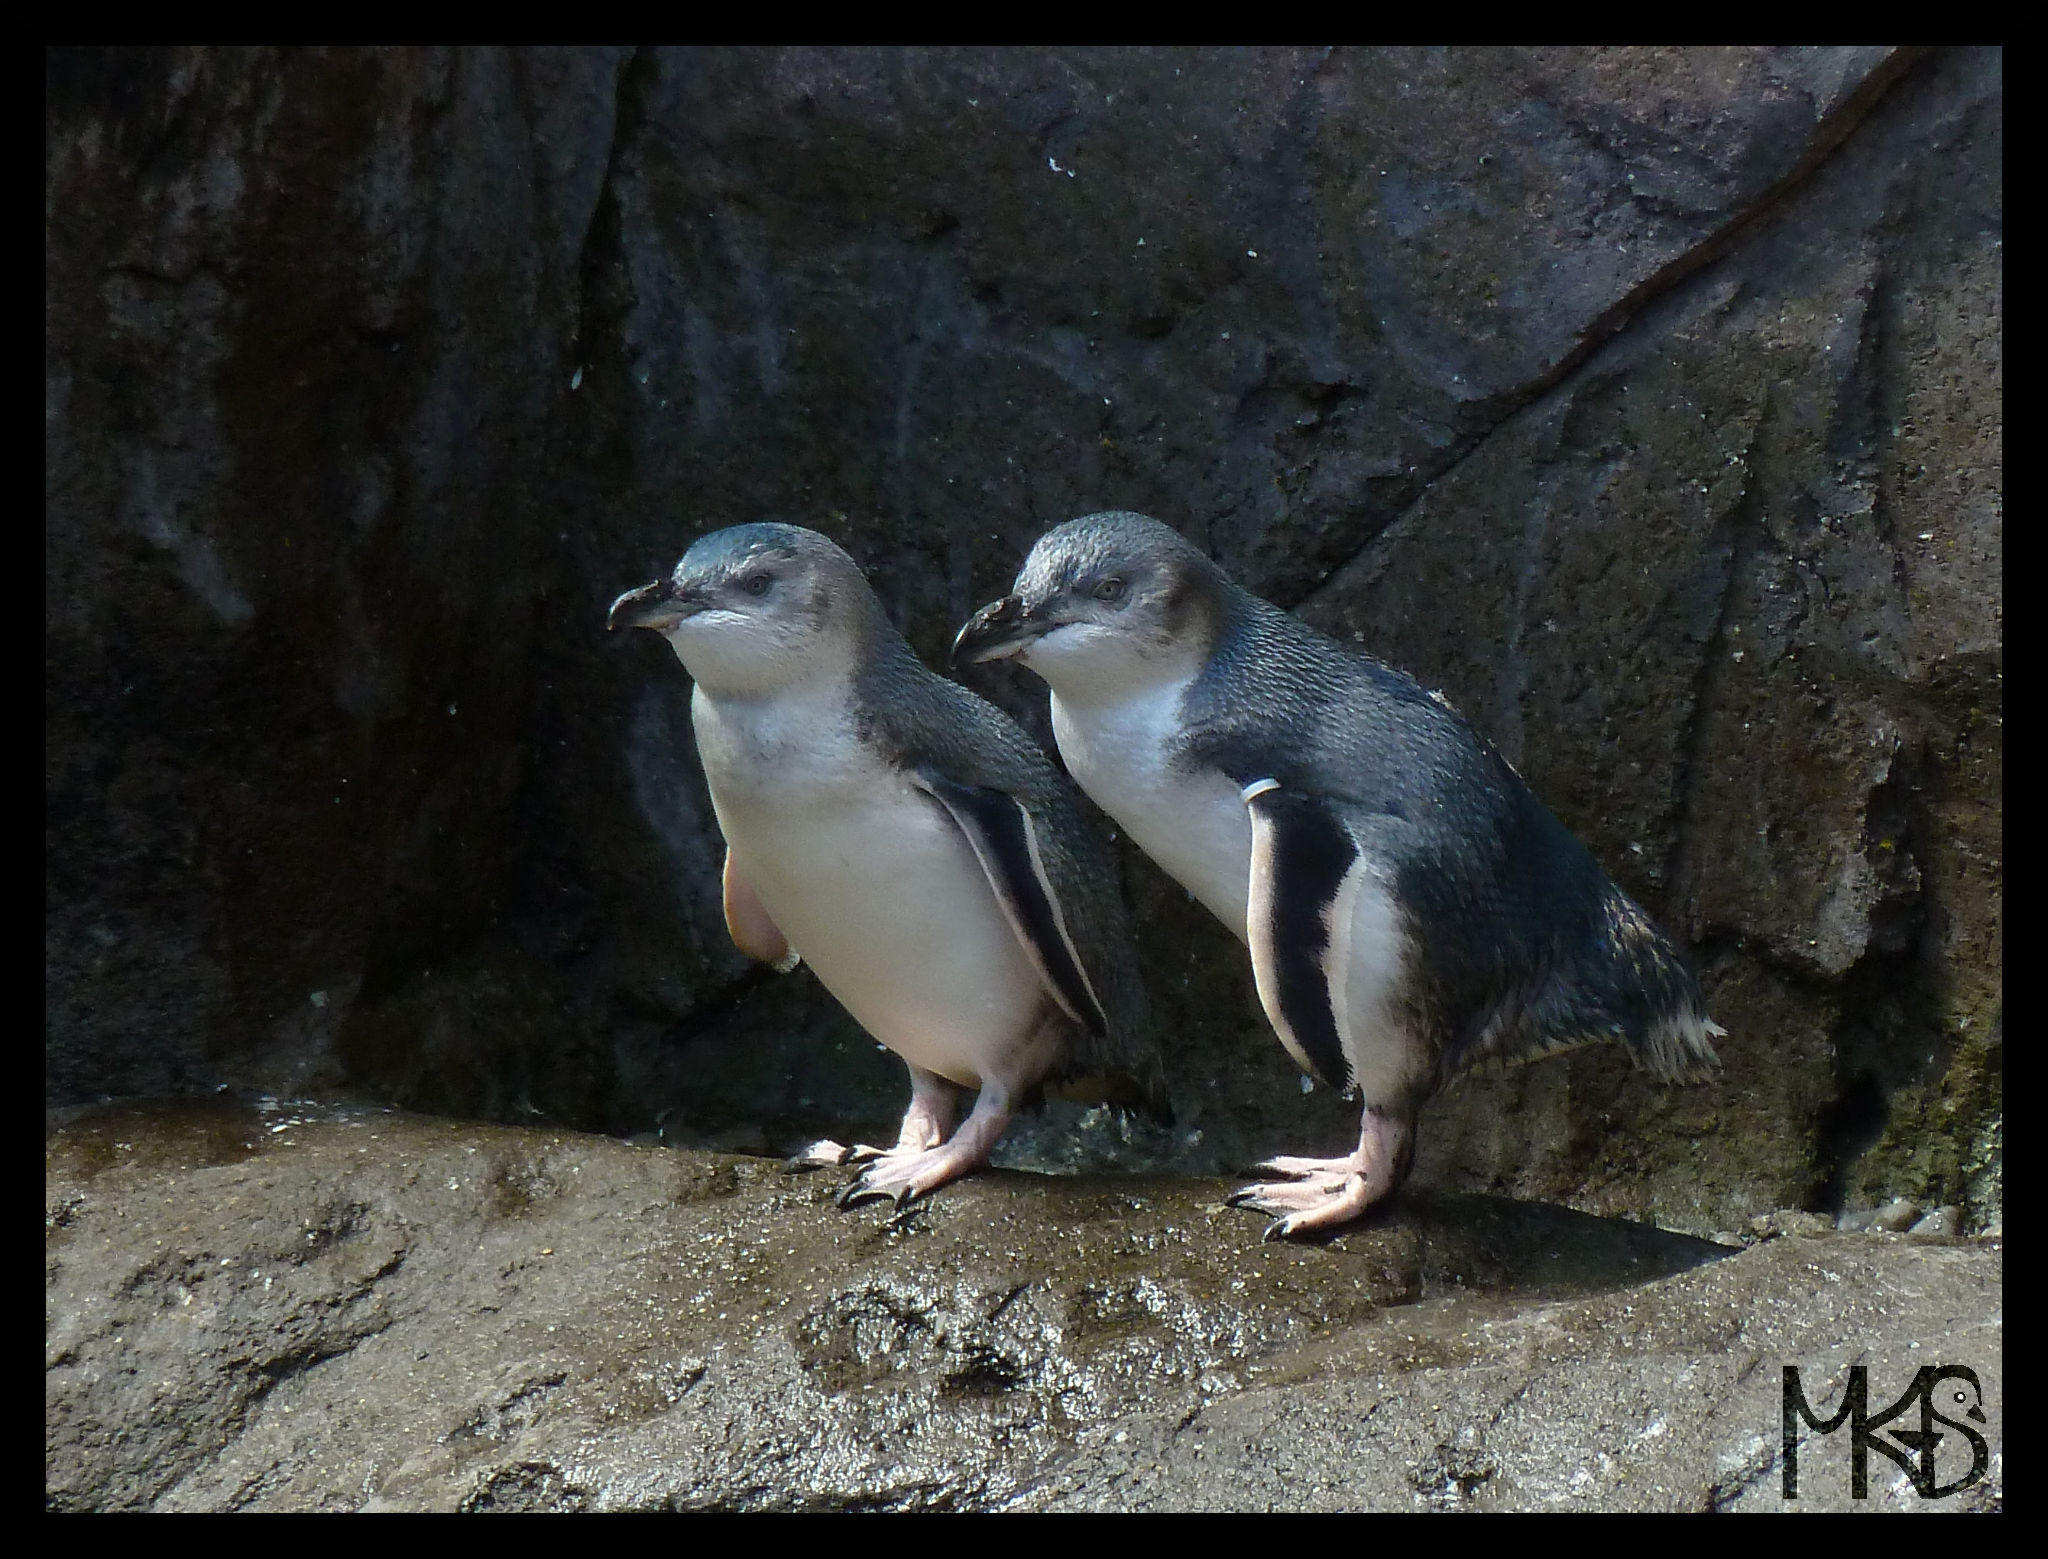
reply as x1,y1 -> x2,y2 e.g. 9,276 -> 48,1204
692,685 -> 1048,1088
1050,679 -> 1253,943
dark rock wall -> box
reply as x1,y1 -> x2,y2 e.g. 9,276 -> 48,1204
46,46 -> 2001,1233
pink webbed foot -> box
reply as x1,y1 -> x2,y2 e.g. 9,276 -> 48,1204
1227,1108 -> 1414,1240
789,1065 -> 960,1178
840,1086 -> 1011,1211
837,1139 -> 989,1209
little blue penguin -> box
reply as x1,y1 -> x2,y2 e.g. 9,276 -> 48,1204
610,523 -> 1164,1209
953,510 -> 1720,1238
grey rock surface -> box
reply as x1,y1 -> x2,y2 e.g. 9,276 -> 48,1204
45,1103 -> 1999,1511
47,48 -> 1998,1274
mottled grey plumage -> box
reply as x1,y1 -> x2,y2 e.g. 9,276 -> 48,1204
611,523 -> 1161,1209
956,510 -> 1719,1237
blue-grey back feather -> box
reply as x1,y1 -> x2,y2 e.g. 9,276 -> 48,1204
1061,513 -> 1718,1099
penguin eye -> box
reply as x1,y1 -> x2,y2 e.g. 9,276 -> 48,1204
1092,576 -> 1127,603
742,571 -> 774,597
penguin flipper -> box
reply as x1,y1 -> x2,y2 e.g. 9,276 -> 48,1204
911,767 -> 1110,1040
723,848 -> 801,973
1241,779 -> 1357,1092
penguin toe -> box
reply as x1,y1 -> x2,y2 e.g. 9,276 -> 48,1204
837,1177 -> 902,1210
1229,1166 -> 1390,1237
1228,1172 -> 1351,1213
1248,1154 -> 1336,1181
787,1139 -> 856,1171
834,1138 -> 994,1211
839,1170 -> 928,1210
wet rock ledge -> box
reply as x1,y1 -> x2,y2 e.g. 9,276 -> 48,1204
47,1100 -> 2000,1512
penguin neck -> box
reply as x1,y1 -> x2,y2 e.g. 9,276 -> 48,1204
675,631 -> 860,710
688,651 -> 864,801
1040,635 -> 1208,713
1042,597 -> 1255,945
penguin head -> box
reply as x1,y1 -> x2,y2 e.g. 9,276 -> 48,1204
609,523 -> 882,697
953,511 -> 1223,697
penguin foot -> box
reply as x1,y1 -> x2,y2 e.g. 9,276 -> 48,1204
1228,1169 -> 1387,1239
1245,1153 -> 1350,1181
826,1094 -> 955,1180
838,1140 -> 990,1209
838,1091 -> 1012,1212
1226,1167 -> 1357,1215
1227,1113 -> 1410,1239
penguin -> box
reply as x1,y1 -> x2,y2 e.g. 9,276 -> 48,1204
609,522 -> 1163,1209
953,510 -> 1720,1239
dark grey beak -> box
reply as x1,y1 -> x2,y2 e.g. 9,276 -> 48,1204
951,594 -> 1044,668
608,578 -> 701,633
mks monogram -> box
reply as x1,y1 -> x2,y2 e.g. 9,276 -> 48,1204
1782,1364 -> 1988,1499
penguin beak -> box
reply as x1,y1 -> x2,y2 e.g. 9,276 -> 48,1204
607,577 -> 707,633
951,594 -> 1045,667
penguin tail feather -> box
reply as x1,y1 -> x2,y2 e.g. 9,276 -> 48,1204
1637,1009 -> 1724,1085
1583,884 -> 1724,1083
1457,888 -> 1724,1084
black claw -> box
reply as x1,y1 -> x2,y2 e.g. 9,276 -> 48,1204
1262,1219 -> 1291,1243
841,1173 -> 924,1212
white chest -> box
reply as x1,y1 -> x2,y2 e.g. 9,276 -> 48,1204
690,684 -> 1048,1086
1050,678 -> 1253,943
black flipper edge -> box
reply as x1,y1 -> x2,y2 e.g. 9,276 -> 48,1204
1242,778 -> 1356,1091
912,768 -> 1110,1039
